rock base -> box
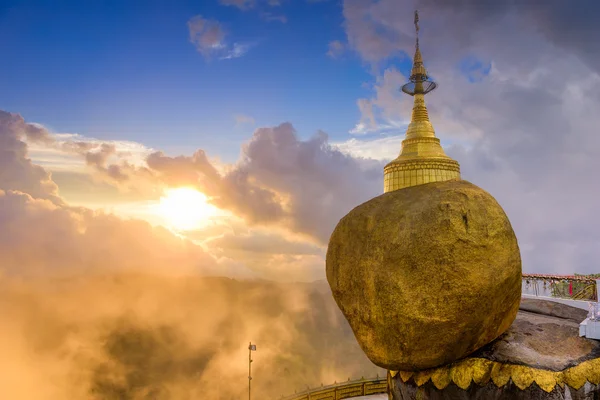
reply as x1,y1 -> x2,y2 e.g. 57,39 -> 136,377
389,300 -> 600,399
390,379 -> 600,400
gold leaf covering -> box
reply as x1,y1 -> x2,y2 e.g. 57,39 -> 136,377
390,357 -> 600,393
326,179 -> 521,371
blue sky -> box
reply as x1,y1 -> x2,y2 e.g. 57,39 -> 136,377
0,0 -> 403,162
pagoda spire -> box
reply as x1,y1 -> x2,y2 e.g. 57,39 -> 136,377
383,10 -> 460,193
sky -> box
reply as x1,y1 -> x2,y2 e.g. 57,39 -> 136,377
1,0 -> 600,283
0,0 -> 382,159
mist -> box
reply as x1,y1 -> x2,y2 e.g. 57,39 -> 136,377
0,274 -> 383,399
0,109 -> 382,399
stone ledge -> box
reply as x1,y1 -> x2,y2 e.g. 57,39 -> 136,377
389,301 -> 600,399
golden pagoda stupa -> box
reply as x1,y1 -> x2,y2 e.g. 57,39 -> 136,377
383,11 -> 460,193
326,10 -> 522,373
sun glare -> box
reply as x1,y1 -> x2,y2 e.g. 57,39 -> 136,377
156,187 -> 217,231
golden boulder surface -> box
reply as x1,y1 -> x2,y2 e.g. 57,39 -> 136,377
326,179 -> 522,371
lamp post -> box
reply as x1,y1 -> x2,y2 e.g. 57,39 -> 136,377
248,342 -> 256,400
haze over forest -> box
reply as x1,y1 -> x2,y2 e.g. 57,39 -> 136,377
0,275 -> 382,399
1,0 -> 599,398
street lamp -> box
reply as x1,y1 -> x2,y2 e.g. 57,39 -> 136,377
248,342 -> 257,400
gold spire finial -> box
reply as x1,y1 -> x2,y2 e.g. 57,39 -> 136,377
408,9 -> 428,89
383,10 -> 461,193
414,9 -> 419,34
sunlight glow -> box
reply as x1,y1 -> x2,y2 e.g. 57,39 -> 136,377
156,187 -> 218,231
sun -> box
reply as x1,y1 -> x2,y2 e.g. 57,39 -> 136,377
156,187 -> 217,231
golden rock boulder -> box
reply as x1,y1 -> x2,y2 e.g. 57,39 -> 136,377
326,179 -> 522,371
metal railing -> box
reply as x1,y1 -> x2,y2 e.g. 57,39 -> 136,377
278,376 -> 387,400
522,274 -> 599,310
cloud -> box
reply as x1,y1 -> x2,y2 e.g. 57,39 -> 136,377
0,189 -> 226,277
229,123 -> 384,242
333,136 -> 401,160
18,117 -> 377,252
340,0 -> 600,275
351,67 -> 415,135
151,123 -> 382,243
209,230 -> 323,256
219,42 -> 255,59
0,111 -> 62,204
0,273 -> 383,399
92,123 -> 380,246
147,148 -> 287,226
326,40 -> 345,58
0,107 -> 389,398
186,15 -> 254,60
349,101 -> 381,135
416,0 -> 600,76
0,111 -> 260,281
24,129 -> 160,201
0,109 -> 386,398
0,110 -> 378,283
85,143 -> 126,180
27,133 -> 155,176
342,0 -> 408,64
207,229 -> 326,281
187,16 -> 227,58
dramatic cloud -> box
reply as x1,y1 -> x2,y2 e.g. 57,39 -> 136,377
416,0 -> 600,76
0,109 -> 386,399
13,114 -> 384,251
0,110 -> 257,281
13,115 -> 381,278
339,0 -> 600,275
146,123 -> 383,244
83,143 -> 130,182
27,132 -> 154,179
0,111 -> 62,204
19,122 -> 159,204
234,124 -> 383,242
0,190 -> 225,277
0,110 -> 385,399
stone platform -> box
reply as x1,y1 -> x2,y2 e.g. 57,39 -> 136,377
389,299 -> 600,399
